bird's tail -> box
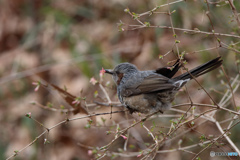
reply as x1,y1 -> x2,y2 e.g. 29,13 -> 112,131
173,57 -> 222,81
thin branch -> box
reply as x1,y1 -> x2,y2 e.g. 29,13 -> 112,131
99,84 -> 112,104
227,0 -> 240,28
215,121 -> 240,155
127,25 -> 240,39
99,111 -> 160,152
6,111 -> 125,160
142,125 -> 159,159
192,120 -> 240,159
138,0 -> 185,17
173,103 -> 240,115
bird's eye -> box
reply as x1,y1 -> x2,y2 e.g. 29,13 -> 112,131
115,71 -> 120,74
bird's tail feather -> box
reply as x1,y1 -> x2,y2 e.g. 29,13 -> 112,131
173,57 -> 222,81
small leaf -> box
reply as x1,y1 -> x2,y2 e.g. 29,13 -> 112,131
144,22 -> 150,27
129,144 -> 135,149
94,90 -> 98,98
175,40 -> 180,43
47,102 -> 53,108
159,55 -> 163,59
101,117 -> 106,123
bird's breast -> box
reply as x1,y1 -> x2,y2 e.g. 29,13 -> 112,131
122,94 -> 160,114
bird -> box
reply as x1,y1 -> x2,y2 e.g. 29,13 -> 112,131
105,57 -> 222,114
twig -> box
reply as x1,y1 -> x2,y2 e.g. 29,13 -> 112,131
31,101 -> 75,113
158,137 -> 219,153
215,121 -> 240,155
173,103 -> 240,115
6,111 -> 125,160
99,111 -> 160,153
127,24 -> 240,39
227,0 -> 240,28
99,84 -> 112,104
138,0 -> 185,17
192,120 -> 240,159
142,125 -> 159,159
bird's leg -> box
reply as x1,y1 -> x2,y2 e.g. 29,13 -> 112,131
126,106 -> 136,114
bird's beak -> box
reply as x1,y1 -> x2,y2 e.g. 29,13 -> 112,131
105,69 -> 113,75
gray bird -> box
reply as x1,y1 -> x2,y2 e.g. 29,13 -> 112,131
105,57 -> 222,114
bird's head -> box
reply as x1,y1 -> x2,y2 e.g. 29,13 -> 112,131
105,63 -> 138,85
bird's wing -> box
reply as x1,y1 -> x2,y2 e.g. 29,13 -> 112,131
155,59 -> 181,78
121,72 -> 177,97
